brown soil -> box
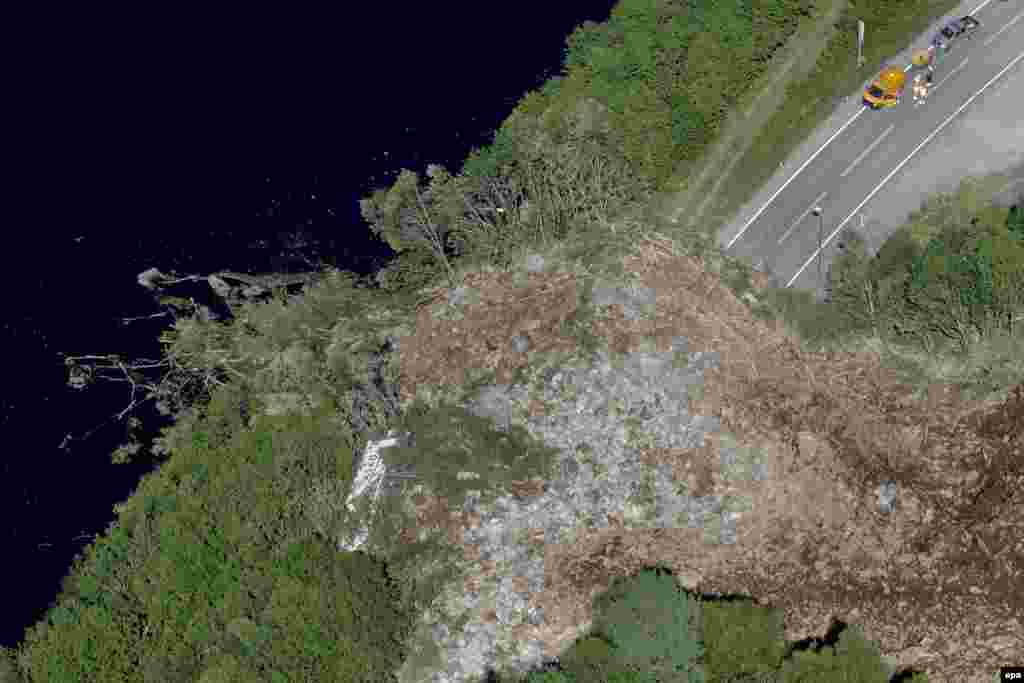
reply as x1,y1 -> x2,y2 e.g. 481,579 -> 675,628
395,232 -> 1023,682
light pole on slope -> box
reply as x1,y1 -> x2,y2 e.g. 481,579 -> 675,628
813,206 -> 824,290
857,20 -> 865,69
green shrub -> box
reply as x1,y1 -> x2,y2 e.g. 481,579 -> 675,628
462,125 -> 520,180
700,599 -> 787,681
607,670 -> 659,683
908,227 -> 994,309
382,398 -> 561,513
758,286 -> 847,350
16,602 -> 146,683
523,671 -> 576,683
1008,204 -> 1024,239
558,636 -> 624,682
0,647 -> 23,683
589,567 -> 706,683
259,540 -> 410,681
751,0 -> 812,63
869,227 -> 920,284
779,625 -> 892,682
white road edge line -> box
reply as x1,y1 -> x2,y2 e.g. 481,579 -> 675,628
778,191 -> 829,245
786,51 -> 1024,289
726,109 -> 865,249
725,0 -> 1000,251
840,125 -> 895,178
983,10 -> 1024,47
932,58 -> 970,93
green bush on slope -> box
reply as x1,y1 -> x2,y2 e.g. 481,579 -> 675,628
699,599 -> 787,681
779,625 -> 893,683
786,176 -> 1024,365
552,0 -> 805,186
558,636 -> 631,683
1008,204 -> 1024,239
588,567 -> 706,683
0,648 -> 22,683
374,397 -> 562,513
485,565 -> 930,683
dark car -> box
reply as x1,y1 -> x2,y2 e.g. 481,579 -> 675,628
937,15 -> 980,45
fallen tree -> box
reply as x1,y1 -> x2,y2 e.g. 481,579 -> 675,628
56,266 -> 338,463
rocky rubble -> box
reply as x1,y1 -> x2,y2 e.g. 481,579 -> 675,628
338,239 -> 1024,683
343,335 -> 769,682
417,341 -> 735,682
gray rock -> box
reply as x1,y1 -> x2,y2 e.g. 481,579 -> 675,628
465,385 -> 514,433
380,342 -> 759,682
510,334 -> 530,353
448,285 -> 472,307
524,254 -> 546,273
591,283 -> 657,321
876,480 -> 899,514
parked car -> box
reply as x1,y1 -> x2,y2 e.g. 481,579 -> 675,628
933,15 -> 980,49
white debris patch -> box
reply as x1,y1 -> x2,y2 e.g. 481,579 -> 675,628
339,430 -> 404,551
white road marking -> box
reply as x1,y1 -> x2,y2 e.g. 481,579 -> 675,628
786,51 -> 1024,288
778,191 -> 829,245
983,10 -> 1024,47
932,58 -> 970,93
970,0 -> 996,14
727,109 -> 865,248
840,125 -> 894,178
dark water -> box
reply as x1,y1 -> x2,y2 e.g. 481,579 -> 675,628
0,3 -> 617,649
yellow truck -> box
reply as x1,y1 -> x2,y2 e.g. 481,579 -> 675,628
863,66 -> 906,109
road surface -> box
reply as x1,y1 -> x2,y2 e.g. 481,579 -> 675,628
721,0 -> 1024,294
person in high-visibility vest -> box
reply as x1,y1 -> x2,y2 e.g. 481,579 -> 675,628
912,73 -> 930,106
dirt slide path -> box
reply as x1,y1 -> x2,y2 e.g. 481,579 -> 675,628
660,0 -> 849,231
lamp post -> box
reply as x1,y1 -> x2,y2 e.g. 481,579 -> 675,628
813,206 -> 824,289
857,20 -> 865,68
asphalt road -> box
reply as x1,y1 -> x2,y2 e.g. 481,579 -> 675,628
722,0 -> 1024,293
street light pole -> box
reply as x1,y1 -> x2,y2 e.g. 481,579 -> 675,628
857,20 -> 865,68
813,206 -> 824,290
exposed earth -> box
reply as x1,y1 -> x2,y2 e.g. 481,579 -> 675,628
330,4 -> 1024,679
337,232 -> 1023,682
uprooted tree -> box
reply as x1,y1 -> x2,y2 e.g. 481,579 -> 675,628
56,267 -> 333,464
359,99 -> 654,296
